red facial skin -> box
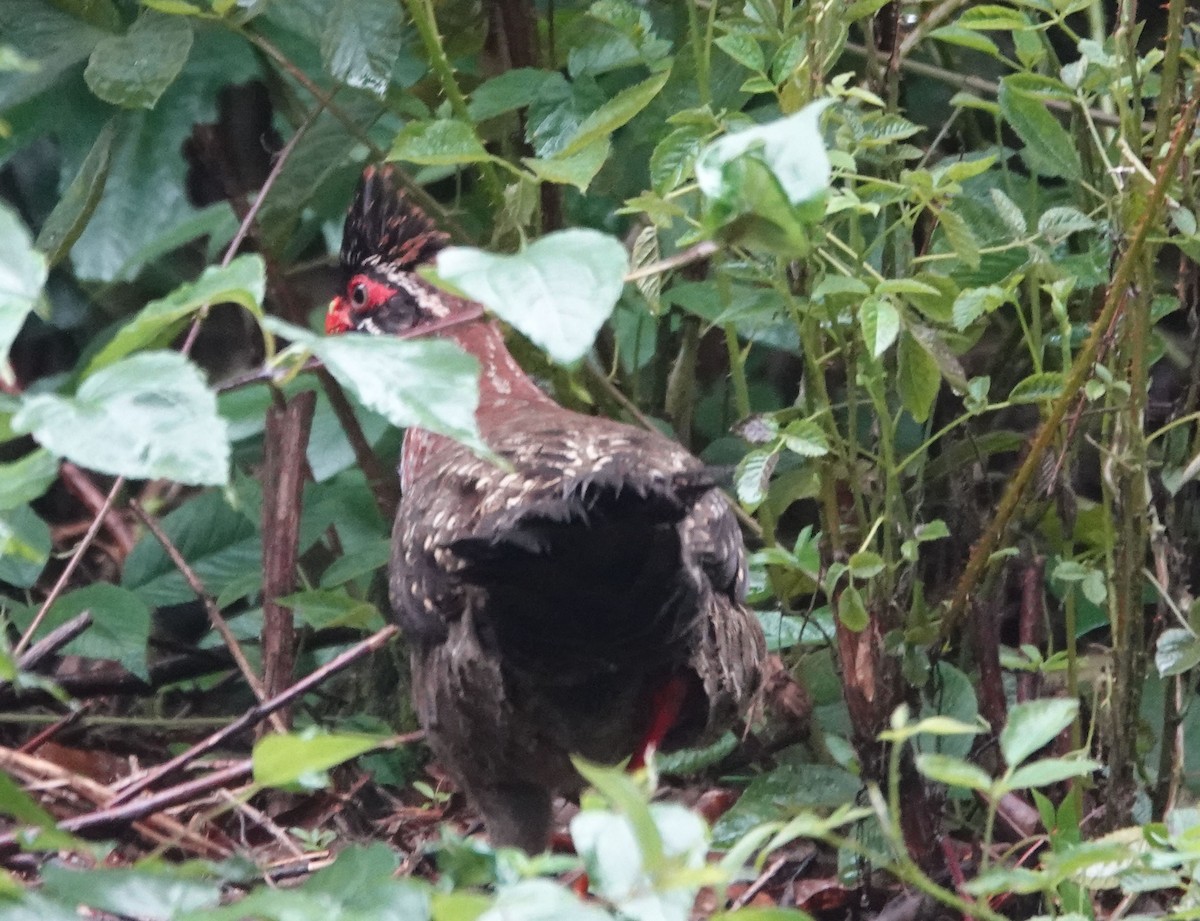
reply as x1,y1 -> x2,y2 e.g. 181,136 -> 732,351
324,273 -> 395,334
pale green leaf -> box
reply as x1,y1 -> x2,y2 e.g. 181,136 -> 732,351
1000,698 -> 1079,767
84,10 -> 193,108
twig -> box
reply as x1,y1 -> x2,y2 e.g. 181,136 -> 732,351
317,368 -> 399,522
14,481 -> 120,657
16,611 -> 93,671
107,624 -> 399,806
129,500 -> 284,733
59,462 -> 135,557
624,241 -> 718,282
17,704 -> 91,754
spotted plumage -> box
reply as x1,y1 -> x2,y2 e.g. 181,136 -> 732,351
326,167 -> 765,853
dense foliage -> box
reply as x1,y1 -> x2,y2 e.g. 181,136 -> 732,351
1,0 -> 1199,917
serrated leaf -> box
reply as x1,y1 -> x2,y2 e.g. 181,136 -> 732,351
321,0 -> 404,97
84,10 -> 193,108
13,351 -> 230,486
937,206 -> 981,269
469,67 -> 559,121
952,285 -> 1008,330
990,188 -> 1027,237
270,318 -> 484,449
523,137 -> 610,191
388,119 -> 492,166
1038,206 -> 1096,243
1000,698 -> 1079,767
253,731 -> 385,788
650,125 -> 708,194
435,230 -> 629,365
0,203 -> 48,382
556,68 -> 670,158
780,419 -> 829,457
86,255 -> 266,375
42,583 -> 152,680
715,32 -> 765,72
859,296 -> 900,357
998,78 -> 1082,180
35,116 -> 118,268
1009,371 -> 1065,404
897,330 -> 941,423
735,447 -> 779,511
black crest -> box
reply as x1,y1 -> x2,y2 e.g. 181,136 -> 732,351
341,165 -> 449,277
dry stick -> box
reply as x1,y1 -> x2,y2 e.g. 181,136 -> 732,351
13,484 -> 120,657
60,761 -> 253,835
0,746 -> 230,859
59,461 -> 135,557
128,499 -> 282,732
942,94 -> 1200,641
107,624 -> 399,806
260,390 -> 317,724
16,611 -> 93,671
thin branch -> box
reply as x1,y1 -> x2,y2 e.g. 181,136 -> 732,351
16,611 -> 93,672
108,624 -> 399,806
624,241 -> 718,282
129,500 -> 284,733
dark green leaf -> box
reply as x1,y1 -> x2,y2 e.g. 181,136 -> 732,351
0,1 -> 105,110
0,505 -> 51,588
86,256 -> 266,374
321,0 -> 404,96
712,762 -> 861,846
35,116 -> 119,268
42,864 -> 221,921
469,68 -> 559,122
84,10 -> 194,109
897,330 -> 941,423
556,69 -> 671,158
435,230 -> 629,365
14,351 -> 230,485
650,125 -> 708,194
998,78 -> 1082,180
523,138 -> 610,191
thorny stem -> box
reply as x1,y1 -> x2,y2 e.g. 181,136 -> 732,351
943,91 -> 1200,641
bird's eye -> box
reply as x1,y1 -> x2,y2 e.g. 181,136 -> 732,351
350,281 -> 368,308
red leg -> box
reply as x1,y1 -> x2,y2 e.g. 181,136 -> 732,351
630,675 -> 689,770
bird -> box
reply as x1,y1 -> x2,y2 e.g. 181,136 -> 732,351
325,165 -> 766,853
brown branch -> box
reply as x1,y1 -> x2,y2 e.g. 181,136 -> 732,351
59,462 -> 135,557
260,390 -> 317,723
107,624 -> 399,806
317,368 -> 399,522
16,611 -> 93,671
128,500 -> 283,733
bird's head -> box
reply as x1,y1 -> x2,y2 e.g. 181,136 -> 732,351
325,165 -> 452,336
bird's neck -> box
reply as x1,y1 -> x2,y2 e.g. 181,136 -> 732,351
400,318 -> 555,490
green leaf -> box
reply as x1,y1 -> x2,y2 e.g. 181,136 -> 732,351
1038,206 -> 1096,243
780,420 -> 829,457
556,68 -> 671,158
435,230 -> 629,365
1156,628 -> 1200,677
1007,757 -> 1100,789
12,583 -> 152,680
123,489 -> 259,607
276,588 -> 385,631
469,68 -> 559,121
42,865 -> 221,920
0,505 -> 51,588
848,550 -> 885,580
734,447 -> 779,512
952,285 -> 1008,331
35,116 -> 119,268
388,119 -> 492,166
86,255 -> 266,374
837,584 -> 869,632
321,0 -> 404,97
715,33 -> 765,72
936,206 -> 980,269
13,352 -> 230,486
1009,371 -> 1065,404
0,202 -> 48,380
712,762 -> 862,846
0,450 -> 59,511
859,296 -> 900,357
253,730 -> 386,788
697,100 -> 832,209
270,318 -> 484,449
84,10 -> 194,109
897,330 -> 941,423
998,78 -> 1082,180
916,753 -> 993,791
650,125 -> 708,194
523,138 -> 610,192
1000,698 -> 1079,767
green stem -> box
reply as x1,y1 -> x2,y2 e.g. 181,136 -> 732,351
404,0 -> 505,208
